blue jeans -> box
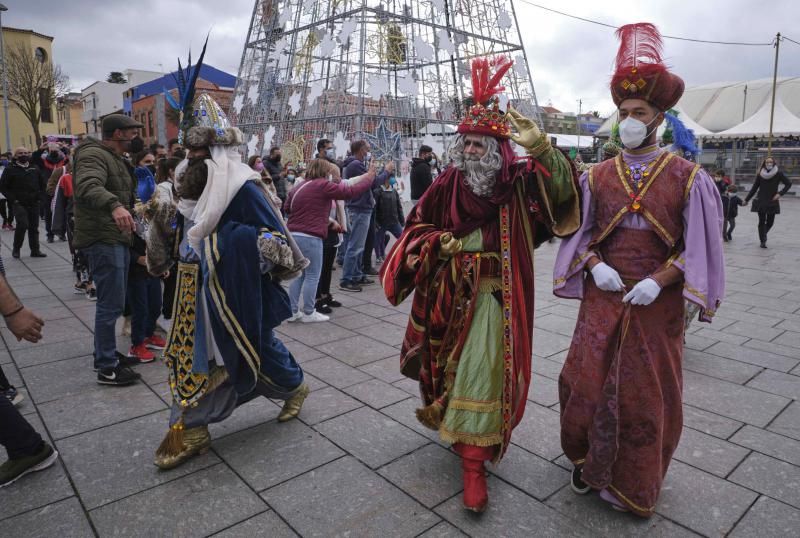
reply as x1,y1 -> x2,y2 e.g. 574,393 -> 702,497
375,222 -> 403,259
85,242 -> 130,369
340,209 -> 371,285
127,276 -> 162,346
289,235 -> 323,315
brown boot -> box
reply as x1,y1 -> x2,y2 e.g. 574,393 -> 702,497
154,425 -> 211,470
278,383 -> 310,422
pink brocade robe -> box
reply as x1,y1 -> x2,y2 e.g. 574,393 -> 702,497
553,148 -> 725,517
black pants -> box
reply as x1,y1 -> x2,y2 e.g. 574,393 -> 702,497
0,391 -> 44,460
0,199 -> 12,225
0,363 -> 10,389
362,211 -> 376,271
317,245 -> 337,301
757,211 -> 776,243
44,195 -> 54,239
724,217 -> 736,239
12,202 -> 40,253
162,269 -> 177,319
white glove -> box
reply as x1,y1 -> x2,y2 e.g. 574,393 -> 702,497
622,278 -> 662,306
590,262 -> 625,292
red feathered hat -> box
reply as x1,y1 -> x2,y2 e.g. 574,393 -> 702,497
610,23 -> 684,111
458,56 -> 513,138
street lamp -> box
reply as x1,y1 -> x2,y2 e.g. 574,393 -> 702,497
0,3 -> 10,153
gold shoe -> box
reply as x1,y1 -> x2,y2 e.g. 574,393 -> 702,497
278,383 -> 310,422
154,425 -> 211,470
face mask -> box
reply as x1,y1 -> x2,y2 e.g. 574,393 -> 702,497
287,174 -> 296,182
618,115 -> 659,149
146,164 -> 157,174
130,136 -> 145,154
430,159 -> 437,166
765,163 -> 774,171
254,162 -> 265,171
389,177 -> 397,186
365,152 -> 372,162
272,155 -> 281,163
425,155 -> 432,163
325,149 -> 336,160
15,155 -> 30,164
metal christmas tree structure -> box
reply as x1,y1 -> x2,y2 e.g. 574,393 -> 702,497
231,0 -> 541,167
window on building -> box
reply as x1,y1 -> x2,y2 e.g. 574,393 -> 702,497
40,88 -> 52,123
148,111 -> 153,137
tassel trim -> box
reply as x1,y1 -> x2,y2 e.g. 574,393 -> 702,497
155,419 -> 186,457
416,401 -> 444,430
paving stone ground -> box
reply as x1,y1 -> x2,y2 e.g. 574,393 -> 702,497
1,199 -> 799,537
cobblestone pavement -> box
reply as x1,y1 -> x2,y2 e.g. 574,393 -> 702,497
1,199 -> 799,537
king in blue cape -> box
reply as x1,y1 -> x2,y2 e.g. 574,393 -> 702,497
147,93 -> 311,470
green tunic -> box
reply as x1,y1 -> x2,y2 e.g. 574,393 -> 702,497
439,229 -> 504,447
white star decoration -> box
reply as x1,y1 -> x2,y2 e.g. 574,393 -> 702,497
366,74 -> 390,101
247,83 -> 259,104
306,83 -> 324,106
247,135 -> 259,157
514,54 -> 527,77
397,73 -> 417,95
319,32 -> 338,57
413,35 -> 434,60
278,8 -> 292,26
498,9 -> 512,30
362,118 -> 402,161
338,19 -> 358,45
232,93 -> 244,113
263,126 -> 275,151
333,131 -> 348,159
430,0 -> 445,12
287,92 -> 302,115
436,29 -> 455,55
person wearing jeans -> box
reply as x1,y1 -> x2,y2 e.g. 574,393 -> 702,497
73,114 -> 145,386
339,140 -> 373,292
284,158 -> 374,321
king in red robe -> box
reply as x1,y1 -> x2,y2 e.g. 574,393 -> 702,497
381,56 -> 580,512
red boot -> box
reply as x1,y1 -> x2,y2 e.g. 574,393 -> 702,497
454,443 -> 494,513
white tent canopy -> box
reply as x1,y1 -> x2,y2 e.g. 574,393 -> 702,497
547,133 -> 593,148
708,96 -> 800,139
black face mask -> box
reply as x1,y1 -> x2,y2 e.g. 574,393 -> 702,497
424,155 -> 433,163
272,155 -> 281,163
146,164 -> 157,174
15,155 -> 30,164
130,136 -> 145,154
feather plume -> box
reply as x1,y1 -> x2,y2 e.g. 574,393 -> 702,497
163,34 -> 209,113
664,111 -> 699,157
614,23 -> 664,71
470,55 -> 513,104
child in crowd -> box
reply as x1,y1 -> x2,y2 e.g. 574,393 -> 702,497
722,184 -> 744,242
126,199 -> 166,363
373,161 -> 404,265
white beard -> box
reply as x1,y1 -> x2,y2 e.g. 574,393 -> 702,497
462,156 -> 497,197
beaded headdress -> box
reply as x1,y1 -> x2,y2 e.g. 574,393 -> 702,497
457,56 -> 514,138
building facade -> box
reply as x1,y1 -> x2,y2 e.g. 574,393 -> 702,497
0,27 -> 58,151
81,69 -> 161,136
56,91 -> 86,138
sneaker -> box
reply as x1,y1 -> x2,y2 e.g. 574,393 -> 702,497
339,282 -> 362,292
301,310 -> 330,323
316,304 -> 333,314
326,296 -> 343,308
97,364 -> 141,385
128,343 -> 156,363
0,442 -> 59,488
570,466 -> 591,495
1,385 -> 23,407
287,311 -> 303,323
46,236 -> 54,244
363,267 -> 379,276
73,282 -> 87,294
760,242 -> 767,249
144,334 -> 167,350
11,249 -> 19,259
30,251 -> 47,258
358,276 -> 375,285
86,288 -> 97,301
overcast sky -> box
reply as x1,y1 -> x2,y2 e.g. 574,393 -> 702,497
5,0 -> 799,117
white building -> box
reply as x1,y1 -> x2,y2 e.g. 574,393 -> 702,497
81,69 -> 162,136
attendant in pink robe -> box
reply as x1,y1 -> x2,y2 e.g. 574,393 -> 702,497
553,23 -> 725,517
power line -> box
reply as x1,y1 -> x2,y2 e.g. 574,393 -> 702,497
783,35 -> 800,46
517,0 -> 774,46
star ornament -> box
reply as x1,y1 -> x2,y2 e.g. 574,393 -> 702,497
362,119 -> 402,161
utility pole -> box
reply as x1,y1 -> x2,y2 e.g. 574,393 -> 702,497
742,84 -> 747,122
767,32 -> 781,157
576,98 -> 582,155
0,4 -> 12,153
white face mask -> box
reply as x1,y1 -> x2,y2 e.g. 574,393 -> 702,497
618,115 -> 660,149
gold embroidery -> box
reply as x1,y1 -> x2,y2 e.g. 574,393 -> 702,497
588,166 -> 595,194
608,484 -> 656,514
590,206 -> 629,247
684,164 -> 701,200
448,398 -> 502,413
642,208 -> 676,246
439,426 -> 504,447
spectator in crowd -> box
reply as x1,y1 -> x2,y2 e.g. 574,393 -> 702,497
284,158 -> 375,321
339,140 -> 374,292
154,157 -> 180,204
0,147 -> 47,259
722,184 -> 744,242
314,138 -> 344,313
249,154 -> 282,207
318,138 -> 337,164
42,150 -> 69,243
126,196 -> 165,363
152,144 -> 167,161
133,151 -> 157,204
168,138 -> 185,159
410,144 -> 434,203
248,155 -> 265,173
285,165 -> 298,188
373,161 -> 404,265
0,261 -> 58,488
0,152 -> 13,230
264,146 -> 288,203
73,114 -> 143,386
745,156 -> 792,248
713,169 -> 729,197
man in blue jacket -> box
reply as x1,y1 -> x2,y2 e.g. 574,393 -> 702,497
339,140 -> 373,292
